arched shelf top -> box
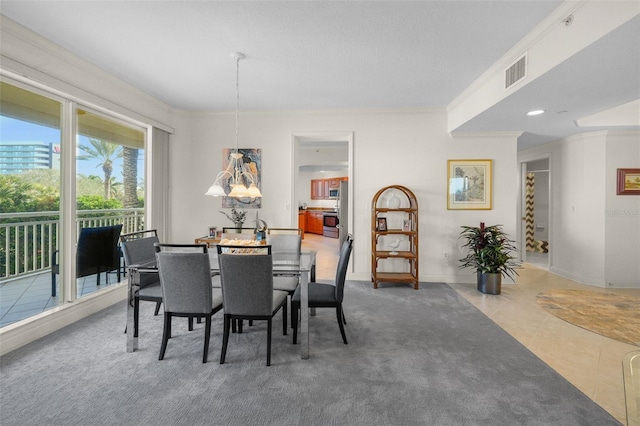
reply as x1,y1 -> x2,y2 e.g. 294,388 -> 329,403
372,185 -> 418,210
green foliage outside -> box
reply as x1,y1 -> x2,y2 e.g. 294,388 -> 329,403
0,169 -> 143,278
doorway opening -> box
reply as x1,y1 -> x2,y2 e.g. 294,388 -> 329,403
521,157 -> 550,270
291,131 -> 354,254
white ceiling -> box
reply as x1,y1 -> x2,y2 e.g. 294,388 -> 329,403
1,1 -> 638,150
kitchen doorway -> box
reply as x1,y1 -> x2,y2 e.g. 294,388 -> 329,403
291,131 -> 354,253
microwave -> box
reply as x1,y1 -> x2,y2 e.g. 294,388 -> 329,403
328,188 -> 339,199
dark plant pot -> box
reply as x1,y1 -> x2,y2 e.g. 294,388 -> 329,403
477,272 -> 502,295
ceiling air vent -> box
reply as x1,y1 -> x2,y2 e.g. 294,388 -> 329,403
505,54 -> 527,89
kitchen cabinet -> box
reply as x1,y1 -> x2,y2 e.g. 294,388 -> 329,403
298,211 -> 307,235
310,176 -> 348,200
371,185 -> 419,289
306,210 -> 324,235
311,179 -> 325,200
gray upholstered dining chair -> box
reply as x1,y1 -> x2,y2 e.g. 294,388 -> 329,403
121,229 -> 162,337
266,232 -> 302,329
292,234 -> 353,345
267,228 -> 303,236
266,232 -> 302,253
154,244 -> 223,363
217,245 -> 288,366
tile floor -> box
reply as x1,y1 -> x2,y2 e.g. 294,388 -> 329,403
0,270 -> 121,327
1,233 -> 636,423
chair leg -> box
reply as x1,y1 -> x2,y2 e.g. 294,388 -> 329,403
203,315 -> 211,363
267,318 -> 272,366
220,315 -> 230,364
134,296 -> 140,338
336,304 -> 348,344
282,300 -> 287,336
188,317 -> 194,331
159,313 -> 172,360
292,301 -> 299,345
154,302 -> 161,316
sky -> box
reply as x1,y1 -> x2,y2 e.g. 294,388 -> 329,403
0,116 -> 143,179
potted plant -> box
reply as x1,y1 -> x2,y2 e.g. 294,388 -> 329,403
459,222 -> 518,294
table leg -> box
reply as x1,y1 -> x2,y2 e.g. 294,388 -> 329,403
300,270 -> 309,359
126,268 -> 139,352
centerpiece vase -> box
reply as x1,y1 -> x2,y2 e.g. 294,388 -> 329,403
235,221 -> 244,229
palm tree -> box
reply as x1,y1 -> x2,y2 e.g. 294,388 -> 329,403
77,139 -> 122,200
122,147 -> 139,208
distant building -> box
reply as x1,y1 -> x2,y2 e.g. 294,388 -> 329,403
0,141 -> 60,174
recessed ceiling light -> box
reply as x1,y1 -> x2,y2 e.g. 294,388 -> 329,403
526,109 -> 545,116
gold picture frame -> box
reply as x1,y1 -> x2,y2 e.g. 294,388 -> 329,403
447,159 -> 493,210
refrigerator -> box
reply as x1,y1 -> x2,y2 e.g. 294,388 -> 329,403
338,180 -> 349,246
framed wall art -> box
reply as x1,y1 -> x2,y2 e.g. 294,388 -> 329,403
221,148 -> 262,209
617,168 -> 640,195
447,159 -> 492,210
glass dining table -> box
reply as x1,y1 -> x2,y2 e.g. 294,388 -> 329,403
125,250 -> 316,359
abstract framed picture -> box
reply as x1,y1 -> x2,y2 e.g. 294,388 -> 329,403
221,148 -> 262,209
447,159 -> 492,210
617,168 -> 640,195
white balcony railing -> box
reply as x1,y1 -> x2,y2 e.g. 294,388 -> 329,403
0,209 -> 144,281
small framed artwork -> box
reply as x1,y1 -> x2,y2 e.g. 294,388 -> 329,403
447,159 -> 493,210
377,217 -> 387,231
617,168 -> 640,195
208,226 -> 217,237
403,220 -> 412,231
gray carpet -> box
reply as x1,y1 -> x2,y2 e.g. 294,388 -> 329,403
0,281 -> 620,426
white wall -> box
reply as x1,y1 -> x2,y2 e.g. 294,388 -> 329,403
168,109 -> 519,284
604,131 -> 640,287
519,130 -> 640,288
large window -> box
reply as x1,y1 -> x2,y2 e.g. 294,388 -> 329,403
0,80 -> 147,325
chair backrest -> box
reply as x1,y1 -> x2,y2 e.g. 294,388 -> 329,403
266,233 -> 301,253
222,227 -> 256,235
154,243 -> 207,253
76,224 -> 123,277
121,230 -> 160,287
267,228 -> 303,236
218,252 -> 274,317
121,230 -> 159,265
334,234 -> 354,302
155,244 -> 212,314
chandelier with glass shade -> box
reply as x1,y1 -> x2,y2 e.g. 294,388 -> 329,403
205,52 -> 262,198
